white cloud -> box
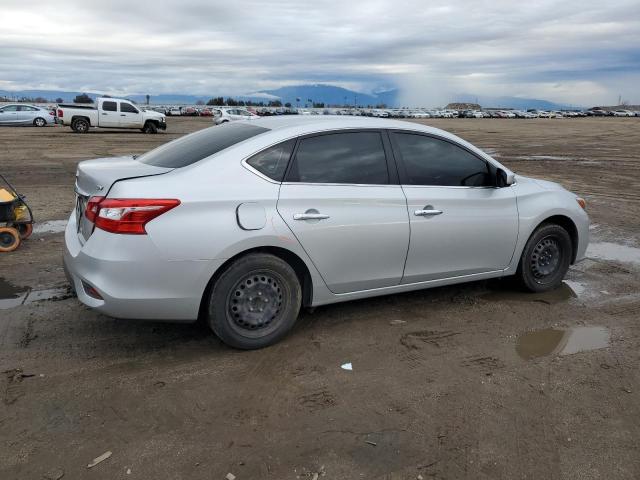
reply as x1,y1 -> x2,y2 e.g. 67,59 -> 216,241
0,0 -> 638,105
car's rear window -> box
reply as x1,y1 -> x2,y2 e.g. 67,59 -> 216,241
137,123 -> 270,168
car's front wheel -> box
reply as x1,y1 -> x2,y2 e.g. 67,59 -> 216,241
517,223 -> 572,292
207,253 -> 302,349
142,121 -> 158,134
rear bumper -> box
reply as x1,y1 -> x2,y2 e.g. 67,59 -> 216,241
63,213 -> 223,321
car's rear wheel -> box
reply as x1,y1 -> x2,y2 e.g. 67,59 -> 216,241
517,223 -> 572,292
207,253 -> 302,349
72,118 -> 89,133
33,117 -> 46,127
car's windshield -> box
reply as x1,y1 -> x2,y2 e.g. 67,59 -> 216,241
136,123 -> 270,168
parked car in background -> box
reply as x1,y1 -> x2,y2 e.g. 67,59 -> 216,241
0,104 -> 55,127
213,108 -> 259,125
612,109 -> 634,117
514,110 -> 536,119
64,116 -> 589,349
56,98 -> 166,133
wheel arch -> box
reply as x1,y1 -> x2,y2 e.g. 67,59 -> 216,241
71,115 -> 91,126
531,214 -> 579,264
197,246 -> 313,321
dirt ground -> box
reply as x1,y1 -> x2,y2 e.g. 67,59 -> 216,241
1,117 -> 639,479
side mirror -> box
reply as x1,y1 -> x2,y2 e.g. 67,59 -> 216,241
497,168 -> 515,187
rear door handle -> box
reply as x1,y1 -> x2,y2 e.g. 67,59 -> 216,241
293,213 -> 330,220
414,209 -> 443,216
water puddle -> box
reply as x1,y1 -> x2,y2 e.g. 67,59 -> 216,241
33,220 -> 68,234
0,278 -> 70,310
516,326 -> 610,359
482,281 -> 579,304
587,242 -> 640,265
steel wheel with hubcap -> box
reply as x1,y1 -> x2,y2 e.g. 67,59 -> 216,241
518,223 -> 572,292
207,253 -> 302,349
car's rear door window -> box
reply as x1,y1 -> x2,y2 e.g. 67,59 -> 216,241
246,139 -> 295,181
137,123 -> 270,168
391,132 -> 491,186
285,131 -> 389,184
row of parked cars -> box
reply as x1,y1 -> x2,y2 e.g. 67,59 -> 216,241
359,108 -> 640,119
165,105 -> 640,120
2,101 -> 638,129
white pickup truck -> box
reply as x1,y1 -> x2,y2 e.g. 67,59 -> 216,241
56,97 -> 167,133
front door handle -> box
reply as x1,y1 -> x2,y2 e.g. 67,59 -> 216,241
293,213 -> 330,221
120,114 -> 126,116
414,208 -> 443,216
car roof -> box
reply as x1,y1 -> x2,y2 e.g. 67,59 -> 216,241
238,115 -> 464,143
224,115 -> 504,169
243,115 -> 438,133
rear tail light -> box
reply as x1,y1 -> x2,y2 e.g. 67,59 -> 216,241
49,111 -> 55,116
576,197 -> 586,210
57,109 -> 63,118
85,197 -> 180,234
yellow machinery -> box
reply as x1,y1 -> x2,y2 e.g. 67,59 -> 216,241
0,174 -> 34,252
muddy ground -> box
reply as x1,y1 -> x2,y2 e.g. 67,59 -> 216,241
1,117 -> 639,479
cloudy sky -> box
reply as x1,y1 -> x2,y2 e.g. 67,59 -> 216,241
2,0 -> 639,105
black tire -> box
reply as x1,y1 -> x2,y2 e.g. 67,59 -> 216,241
517,223 -> 572,292
72,118 -> 89,133
33,117 -> 46,127
207,253 -> 302,349
143,121 -> 158,134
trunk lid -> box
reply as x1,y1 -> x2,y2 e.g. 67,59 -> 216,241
74,156 -> 173,243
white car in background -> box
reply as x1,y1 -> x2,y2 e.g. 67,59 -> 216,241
213,108 -> 259,125
612,110 -> 634,117
0,104 -> 54,126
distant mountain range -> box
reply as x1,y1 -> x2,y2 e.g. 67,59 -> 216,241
258,84 -> 397,107
455,94 -> 578,111
0,86 -> 581,110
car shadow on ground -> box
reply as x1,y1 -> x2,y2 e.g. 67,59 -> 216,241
29,277 -> 530,361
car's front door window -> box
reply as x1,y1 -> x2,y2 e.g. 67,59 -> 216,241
391,133 -> 491,187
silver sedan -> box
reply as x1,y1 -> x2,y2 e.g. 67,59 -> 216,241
0,104 -> 54,126
64,117 -> 589,349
